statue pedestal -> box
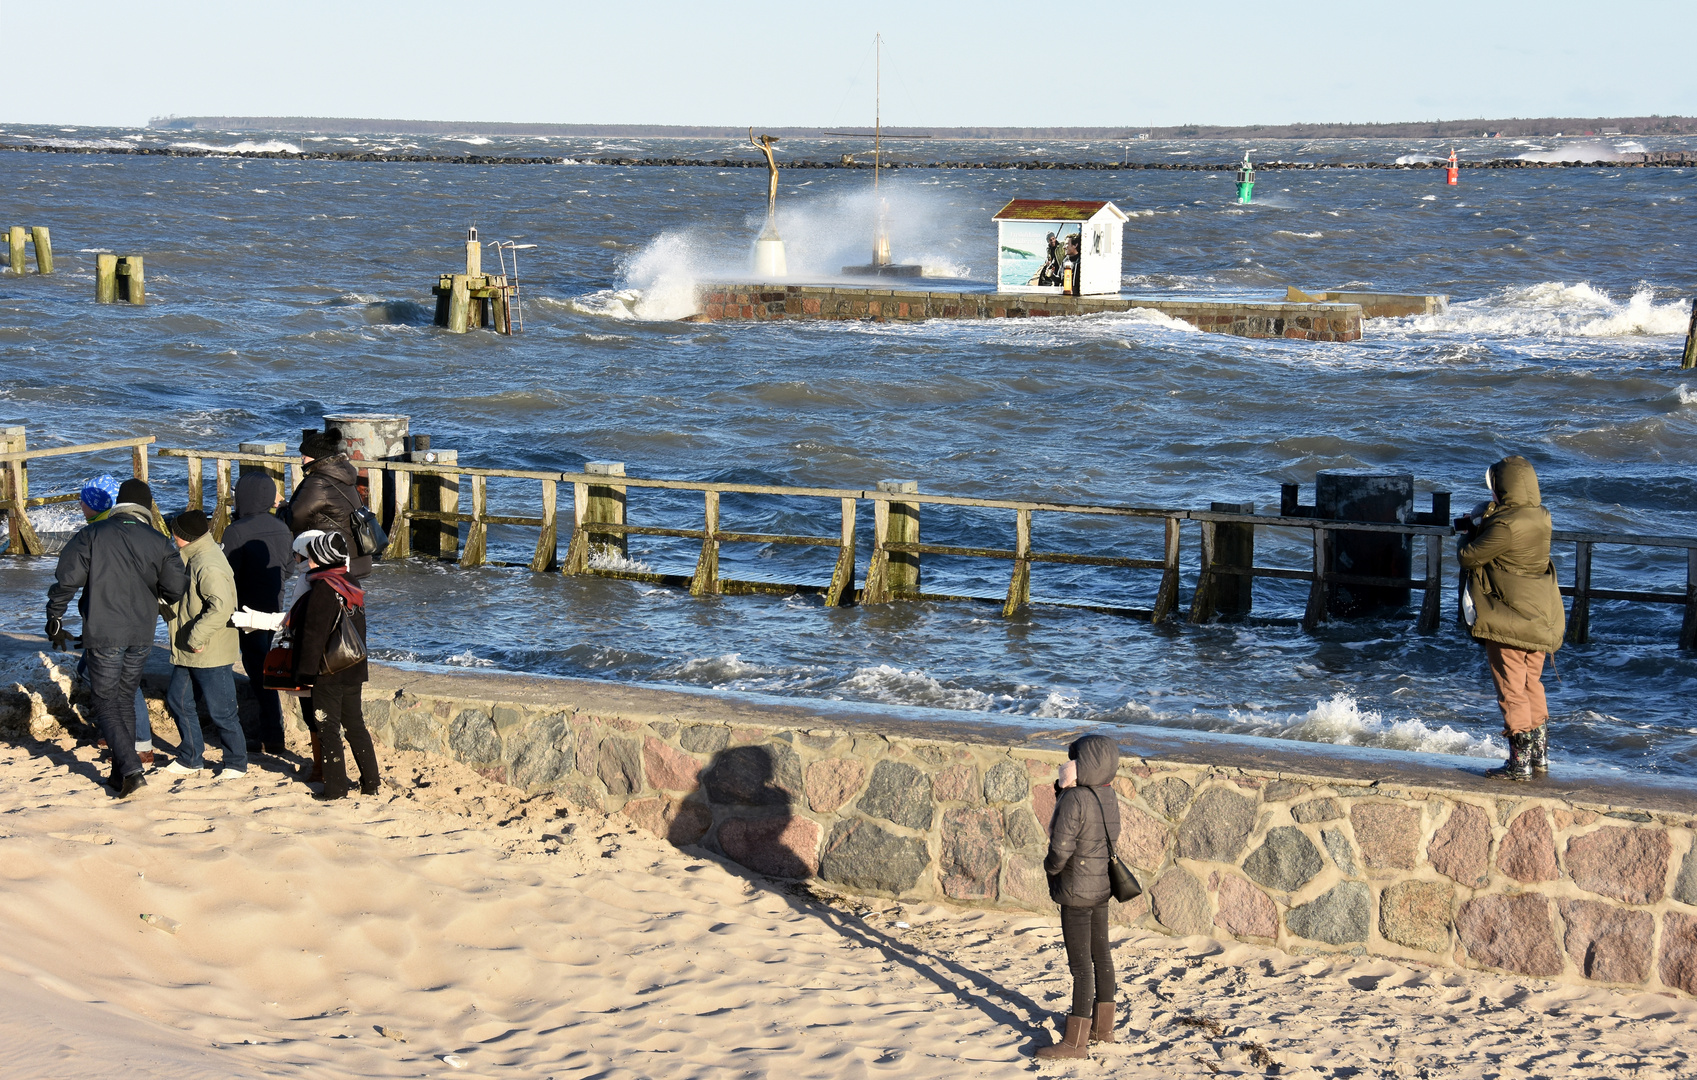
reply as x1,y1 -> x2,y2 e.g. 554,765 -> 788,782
753,223 -> 787,278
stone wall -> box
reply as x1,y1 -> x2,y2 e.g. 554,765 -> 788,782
354,664 -> 1697,999
692,285 -> 1364,342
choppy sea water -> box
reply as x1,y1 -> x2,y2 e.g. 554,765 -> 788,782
1,124 -> 1694,779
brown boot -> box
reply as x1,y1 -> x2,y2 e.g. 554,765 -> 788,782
1035,1015 -> 1092,1060
305,732 -> 324,783
1091,1001 -> 1115,1043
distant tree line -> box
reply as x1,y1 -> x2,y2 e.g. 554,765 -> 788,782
147,116 -> 1697,139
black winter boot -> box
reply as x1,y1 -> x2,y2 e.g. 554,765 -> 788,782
1488,731 -> 1534,781
1528,724 -> 1548,775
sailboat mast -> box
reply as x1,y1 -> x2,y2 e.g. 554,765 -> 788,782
873,33 -> 881,192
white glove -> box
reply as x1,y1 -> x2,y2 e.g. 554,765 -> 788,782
230,606 -> 286,631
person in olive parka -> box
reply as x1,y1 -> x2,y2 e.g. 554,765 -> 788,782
1037,733 -> 1122,1060
1457,455 -> 1565,781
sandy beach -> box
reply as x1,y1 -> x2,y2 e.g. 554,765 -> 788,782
0,725 -> 1689,1080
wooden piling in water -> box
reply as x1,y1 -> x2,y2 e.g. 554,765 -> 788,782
460,475 -> 489,568
446,275 -> 471,333
210,458 -> 233,540
29,227 -> 51,274
95,254 -> 118,303
1002,508 -> 1032,617
689,490 -> 720,595
1683,297 -> 1697,370
864,480 -> 920,604
1,426 -> 35,555
1151,517 -> 1182,623
1195,501 -> 1255,619
530,479 -> 559,572
1570,541 -> 1593,645
117,256 -> 145,304
6,228 -> 23,276
825,498 -> 856,607
410,447 -> 460,559
566,461 -> 629,573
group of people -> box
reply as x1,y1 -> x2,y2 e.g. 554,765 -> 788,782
43,428 -> 381,801
1034,454 -> 1563,1059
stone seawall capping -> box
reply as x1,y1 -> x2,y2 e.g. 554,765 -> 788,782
334,663 -> 1697,998
693,285 -> 1364,342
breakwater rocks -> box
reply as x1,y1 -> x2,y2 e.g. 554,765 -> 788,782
2,142 -> 1692,169
341,661 -> 1697,998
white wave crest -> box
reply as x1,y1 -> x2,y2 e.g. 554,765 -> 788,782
834,664 -> 1000,712
1394,153 -> 1446,165
565,232 -> 704,321
171,140 -> 301,154
588,550 -> 654,574
1674,383 -> 1697,406
1515,139 -> 1633,163
451,136 -> 492,145
1272,230 -> 1323,239
666,653 -> 771,682
1401,282 -> 1691,338
1230,693 -> 1499,757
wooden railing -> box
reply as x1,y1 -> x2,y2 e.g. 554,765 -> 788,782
0,433 -> 156,554
5,435 -> 1693,650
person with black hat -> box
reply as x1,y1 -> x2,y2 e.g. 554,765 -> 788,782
160,509 -> 248,779
288,428 -> 373,579
45,479 -> 188,798
222,471 -> 294,754
286,529 -> 380,800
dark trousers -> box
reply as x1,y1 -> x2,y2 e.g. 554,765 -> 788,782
166,664 -> 248,772
238,629 -> 285,747
85,645 -> 151,781
315,681 -> 379,795
1060,903 -> 1114,1018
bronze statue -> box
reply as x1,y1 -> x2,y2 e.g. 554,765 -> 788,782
749,129 -> 780,222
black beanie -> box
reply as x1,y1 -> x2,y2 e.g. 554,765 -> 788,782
300,428 -> 344,459
117,479 -> 153,507
171,509 -> 210,541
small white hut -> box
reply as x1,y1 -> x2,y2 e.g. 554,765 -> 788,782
992,199 -> 1128,296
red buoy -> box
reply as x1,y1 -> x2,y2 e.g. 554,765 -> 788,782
1446,148 -> 1459,185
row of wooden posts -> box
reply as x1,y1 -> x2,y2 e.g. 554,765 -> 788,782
1,433 -> 1694,649
5,226 -> 52,275
5,224 -> 146,304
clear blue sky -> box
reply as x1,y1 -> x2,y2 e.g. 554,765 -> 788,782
8,0 -> 1694,128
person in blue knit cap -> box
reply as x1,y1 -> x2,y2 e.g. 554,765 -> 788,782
79,475 -> 121,519
69,475 -> 156,765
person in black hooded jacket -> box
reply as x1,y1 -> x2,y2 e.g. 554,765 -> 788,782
221,470 -> 295,752
287,428 -> 373,579
1037,733 -> 1123,1060
287,530 -> 380,800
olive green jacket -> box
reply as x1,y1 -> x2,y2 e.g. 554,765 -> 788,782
166,533 -> 241,667
1458,456 -> 1565,654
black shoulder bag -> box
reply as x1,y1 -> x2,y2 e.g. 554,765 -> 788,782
1087,786 -> 1143,902
327,479 -> 388,558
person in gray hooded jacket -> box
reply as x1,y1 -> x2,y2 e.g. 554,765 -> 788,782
1037,733 -> 1122,1060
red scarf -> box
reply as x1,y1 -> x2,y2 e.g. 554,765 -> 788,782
308,566 -> 365,608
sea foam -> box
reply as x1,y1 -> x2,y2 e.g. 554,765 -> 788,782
1401,281 -> 1691,338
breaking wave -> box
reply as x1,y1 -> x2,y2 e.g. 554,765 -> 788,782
1399,281 -> 1691,338
170,140 -> 301,154
1230,693 -> 1500,757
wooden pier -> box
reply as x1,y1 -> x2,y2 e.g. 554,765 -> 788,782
431,228 -> 518,334
2,426 -> 1691,650
690,284 -> 1444,341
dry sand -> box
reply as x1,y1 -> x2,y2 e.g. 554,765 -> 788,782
1,732 -> 1691,1079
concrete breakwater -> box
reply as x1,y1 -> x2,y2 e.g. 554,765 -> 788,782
694,284 -> 1372,342
2,142 -> 1692,169
7,635 -> 1697,996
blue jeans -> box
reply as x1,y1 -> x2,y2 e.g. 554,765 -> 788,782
78,651 -> 150,748
85,646 -> 151,780
166,665 -> 248,772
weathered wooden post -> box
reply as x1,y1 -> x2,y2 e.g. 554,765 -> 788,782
689,490 -> 720,595
563,461 -> 628,573
1570,541 -> 1593,645
863,479 -> 919,604
1191,501 -> 1254,623
237,442 -> 287,487
1316,470 -> 1414,615
1150,516 -> 1181,623
117,256 -> 145,304
1,425 -> 30,555
210,457 -> 233,540
1002,508 -> 1032,617
446,275 -> 471,333
825,498 -> 856,607
95,254 -> 118,303
1683,297 -> 1697,370
1682,548 -> 1697,651
460,475 -> 488,568
409,442 -> 459,560
185,455 -> 204,510
530,478 -> 559,572
6,228 -> 23,276
29,227 -> 51,274
1302,527 -> 1331,630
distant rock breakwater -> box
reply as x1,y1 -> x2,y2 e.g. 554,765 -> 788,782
2,142 -> 1692,170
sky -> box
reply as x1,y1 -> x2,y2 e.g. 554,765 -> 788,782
5,0 -> 1694,129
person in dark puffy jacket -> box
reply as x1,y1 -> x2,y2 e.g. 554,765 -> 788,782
45,479 -> 188,797
221,471 -> 295,753
288,428 -> 373,579
1037,733 -> 1122,1060
1457,456 -> 1565,781
287,530 -> 379,800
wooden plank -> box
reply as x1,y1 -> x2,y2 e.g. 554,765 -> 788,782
1028,551 -> 1166,570
1558,586 -> 1686,605
689,490 -> 720,596
0,436 -> 155,463
824,497 -> 855,607
1550,529 -> 1697,550
1002,508 -> 1031,618
1570,541 -> 1592,645
460,474 -> 487,568
1151,516 -> 1180,624
530,479 -> 558,572
185,457 -> 203,511
1417,534 -> 1442,633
